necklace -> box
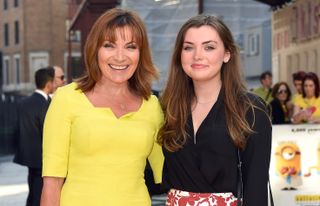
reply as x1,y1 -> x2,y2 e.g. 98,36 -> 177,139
119,102 -> 127,111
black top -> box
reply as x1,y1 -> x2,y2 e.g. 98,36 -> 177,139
269,99 -> 290,124
162,92 -> 272,206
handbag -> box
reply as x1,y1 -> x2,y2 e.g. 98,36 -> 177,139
237,149 -> 274,206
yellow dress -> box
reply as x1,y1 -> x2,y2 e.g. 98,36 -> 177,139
294,96 -> 320,119
42,83 -> 164,206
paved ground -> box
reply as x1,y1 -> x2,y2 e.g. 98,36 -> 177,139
0,155 -> 28,206
0,155 -> 166,206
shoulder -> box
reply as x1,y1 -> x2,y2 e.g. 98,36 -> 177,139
145,95 -> 161,107
53,82 -> 81,98
144,95 -> 163,124
244,92 -> 271,126
56,82 -> 78,94
245,92 -> 268,110
252,86 -> 263,93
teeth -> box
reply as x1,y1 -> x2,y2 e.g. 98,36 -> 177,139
109,64 -> 128,70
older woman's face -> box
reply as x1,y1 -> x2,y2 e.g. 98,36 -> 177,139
97,27 -> 139,85
304,79 -> 315,98
276,84 -> 288,102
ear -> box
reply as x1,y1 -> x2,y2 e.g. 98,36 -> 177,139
223,51 -> 231,63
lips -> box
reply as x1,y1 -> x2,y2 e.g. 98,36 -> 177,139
108,64 -> 129,70
191,63 -> 207,69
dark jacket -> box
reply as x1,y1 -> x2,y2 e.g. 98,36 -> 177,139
269,99 -> 290,125
14,92 -> 50,168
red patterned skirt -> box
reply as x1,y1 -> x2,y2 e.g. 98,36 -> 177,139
165,189 -> 238,206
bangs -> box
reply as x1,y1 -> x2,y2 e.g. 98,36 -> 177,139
101,18 -> 143,46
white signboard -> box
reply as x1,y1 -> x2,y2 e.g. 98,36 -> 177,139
270,124 -> 320,206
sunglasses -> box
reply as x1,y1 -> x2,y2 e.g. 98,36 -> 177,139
56,75 -> 64,81
277,89 -> 288,94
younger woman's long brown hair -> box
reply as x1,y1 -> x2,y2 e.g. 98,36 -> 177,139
158,15 -> 256,152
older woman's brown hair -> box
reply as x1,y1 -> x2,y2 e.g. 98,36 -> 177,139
158,15 -> 258,152
76,8 -> 158,99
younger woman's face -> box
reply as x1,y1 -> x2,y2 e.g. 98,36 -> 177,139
180,25 -> 230,84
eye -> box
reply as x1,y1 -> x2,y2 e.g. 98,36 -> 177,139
103,43 -> 114,48
127,43 -> 137,50
204,45 -> 215,51
183,46 -> 193,51
281,148 -> 295,160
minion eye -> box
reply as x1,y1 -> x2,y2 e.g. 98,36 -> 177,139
282,151 -> 295,160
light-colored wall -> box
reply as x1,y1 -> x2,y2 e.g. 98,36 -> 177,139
272,0 -> 320,89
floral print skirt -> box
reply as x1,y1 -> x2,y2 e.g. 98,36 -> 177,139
165,189 -> 238,206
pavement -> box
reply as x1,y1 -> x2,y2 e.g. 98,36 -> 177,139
0,155 -> 166,206
0,155 -> 28,206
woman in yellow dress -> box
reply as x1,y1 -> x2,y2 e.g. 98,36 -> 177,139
292,72 -> 320,123
40,8 -> 164,206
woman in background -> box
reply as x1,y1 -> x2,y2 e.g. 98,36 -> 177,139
292,72 -> 320,124
269,82 -> 292,124
159,15 -> 272,206
41,8 -> 163,206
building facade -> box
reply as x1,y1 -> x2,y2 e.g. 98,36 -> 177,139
272,0 -> 320,85
122,0 -> 271,90
0,0 -> 81,94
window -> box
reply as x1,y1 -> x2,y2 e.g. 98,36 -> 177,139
15,21 -> 19,44
248,33 -> 259,56
3,0 -> 8,10
14,55 -> 21,84
4,23 -> 9,46
14,0 -> 19,7
3,57 -> 10,85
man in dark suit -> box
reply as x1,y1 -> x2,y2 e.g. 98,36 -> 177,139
14,67 -> 55,206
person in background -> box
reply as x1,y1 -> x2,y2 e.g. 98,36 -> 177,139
40,8 -> 163,206
253,71 -> 273,104
269,82 -> 292,124
292,71 -> 306,104
292,72 -> 320,124
14,67 -> 54,206
158,14 -> 272,206
52,66 -> 65,93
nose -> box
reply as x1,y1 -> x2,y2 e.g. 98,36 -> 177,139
114,48 -> 126,62
193,47 -> 203,60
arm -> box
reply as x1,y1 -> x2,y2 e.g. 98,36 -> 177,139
242,100 -> 272,206
42,87 -> 72,204
147,96 -> 164,184
40,177 -> 64,206
291,105 -> 308,124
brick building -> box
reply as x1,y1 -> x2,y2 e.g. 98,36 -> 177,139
0,0 -> 81,95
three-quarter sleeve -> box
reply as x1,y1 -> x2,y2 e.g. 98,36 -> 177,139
242,97 -> 272,206
147,97 -> 164,184
42,87 -> 72,177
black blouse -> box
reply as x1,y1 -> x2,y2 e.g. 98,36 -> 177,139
162,92 -> 272,206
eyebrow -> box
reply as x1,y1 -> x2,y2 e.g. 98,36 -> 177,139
183,40 -> 217,45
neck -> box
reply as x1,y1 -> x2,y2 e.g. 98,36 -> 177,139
193,79 -> 222,104
95,80 -> 131,97
41,88 -> 50,95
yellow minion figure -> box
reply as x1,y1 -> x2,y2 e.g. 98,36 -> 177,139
275,142 -> 302,190
304,143 -> 320,177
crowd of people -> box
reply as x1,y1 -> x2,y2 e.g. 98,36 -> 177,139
253,71 -> 320,125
